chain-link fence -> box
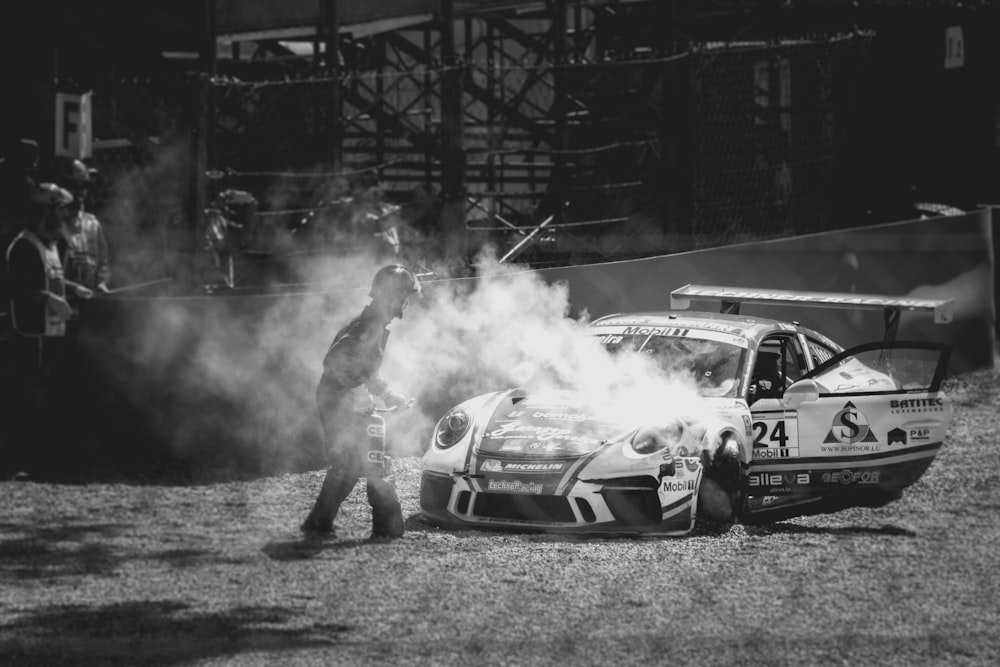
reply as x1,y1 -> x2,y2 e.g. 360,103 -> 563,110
689,33 -> 875,245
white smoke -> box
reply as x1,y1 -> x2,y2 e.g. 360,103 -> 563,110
91,151 -> 713,474
382,250 -> 715,456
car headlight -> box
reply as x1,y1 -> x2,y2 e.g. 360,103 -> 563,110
435,407 -> 472,448
630,420 -> 684,456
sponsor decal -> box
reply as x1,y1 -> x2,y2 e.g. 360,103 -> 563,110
823,401 -> 879,445
499,439 -> 530,452
596,324 -> 748,347
596,316 -> 657,326
890,398 -> 946,414
821,469 -> 881,485
481,459 -> 503,472
887,426 -> 931,445
660,479 -> 697,493
623,325 -> 690,337
505,410 -> 526,419
672,459 -> 685,477
594,334 -> 623,346
748,473 -> 810,487
752,447 -> 799,459
367,424 -> 385,438
742,415 -> 752,436
501,462 -> 564,472
839,371 -> 853,380
531,411 -> 589,422
366,451 -> 384,464
753,419 -> 796,449
684,459 -> 700,473
487,479 -> 543,494
487,421 -> 600,447
600,317 -> 744,334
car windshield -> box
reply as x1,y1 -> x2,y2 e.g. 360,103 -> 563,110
592,329 -> 745,397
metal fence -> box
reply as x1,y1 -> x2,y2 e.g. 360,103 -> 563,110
83,29 -> 875,286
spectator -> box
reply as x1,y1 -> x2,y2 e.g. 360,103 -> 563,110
3,183 -> 92,478
0,138 -> 41,316
57,158 -> 110,294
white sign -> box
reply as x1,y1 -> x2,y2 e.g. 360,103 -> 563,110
55,92 -> 93,158
945,26 -> 964,70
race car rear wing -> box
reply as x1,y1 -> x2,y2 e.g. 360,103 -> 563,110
669,284 -> 954,340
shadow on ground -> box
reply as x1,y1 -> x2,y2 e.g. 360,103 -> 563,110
0,601 -> 348,666
0,522 -> 251,583
744,521 -> 918,537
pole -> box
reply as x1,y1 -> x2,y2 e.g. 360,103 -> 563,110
322,0 -> 343,168
201,0 -> 217,76
439,0 -> 467,267
499,215 -> 554,264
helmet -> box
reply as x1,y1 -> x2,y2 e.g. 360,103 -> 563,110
369,265 -> 421,301
215,189 -> 258,226
61,159 -> 94,188
30,182 -> 74,207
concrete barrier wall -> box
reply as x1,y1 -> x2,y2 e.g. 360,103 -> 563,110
538,209 -> 996,373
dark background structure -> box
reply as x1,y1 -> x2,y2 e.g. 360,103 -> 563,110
3,0 -> 998,274
1,1 -> 997,477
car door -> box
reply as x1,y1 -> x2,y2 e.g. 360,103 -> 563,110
746,341 -> 952,498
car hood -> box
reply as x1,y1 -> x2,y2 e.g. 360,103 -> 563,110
475,389 -> 633,458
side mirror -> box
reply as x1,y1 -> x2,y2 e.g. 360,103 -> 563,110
782,379 -> 820,409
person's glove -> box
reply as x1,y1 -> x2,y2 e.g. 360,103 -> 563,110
381,390 -> 410,410
73,284 -> 94,300
382,454 -> 395,483
96,282 -> 110,295
47,294 -> 72,321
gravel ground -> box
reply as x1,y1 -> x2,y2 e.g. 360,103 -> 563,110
1,357 -> 999,666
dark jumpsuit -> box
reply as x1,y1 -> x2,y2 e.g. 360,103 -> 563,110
304,304 -> 404,536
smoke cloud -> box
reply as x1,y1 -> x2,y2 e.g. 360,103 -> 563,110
85,151 -> 711,476
89,243 -> 714,476
383,249 -> 715,457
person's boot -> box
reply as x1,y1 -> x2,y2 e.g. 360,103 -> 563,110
368,479 -> 405,539
300,469 -> 355,538
300,512 -> 336,538
371,502 -> 405,539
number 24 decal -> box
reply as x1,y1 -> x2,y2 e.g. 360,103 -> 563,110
753,420 -> 789,448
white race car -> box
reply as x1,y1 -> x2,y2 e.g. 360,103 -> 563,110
420,285 -> 954,535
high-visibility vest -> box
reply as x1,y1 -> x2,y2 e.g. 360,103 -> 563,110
62,211 -> 109,289
6,230 -> 67,337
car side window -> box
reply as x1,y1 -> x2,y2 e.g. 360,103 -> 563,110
750,335 -> 807,403
806,337 -> 838,368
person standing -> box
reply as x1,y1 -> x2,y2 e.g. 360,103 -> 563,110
301,264 -> 421,540
57,159 -> 110,294
3,183 -> 92,477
